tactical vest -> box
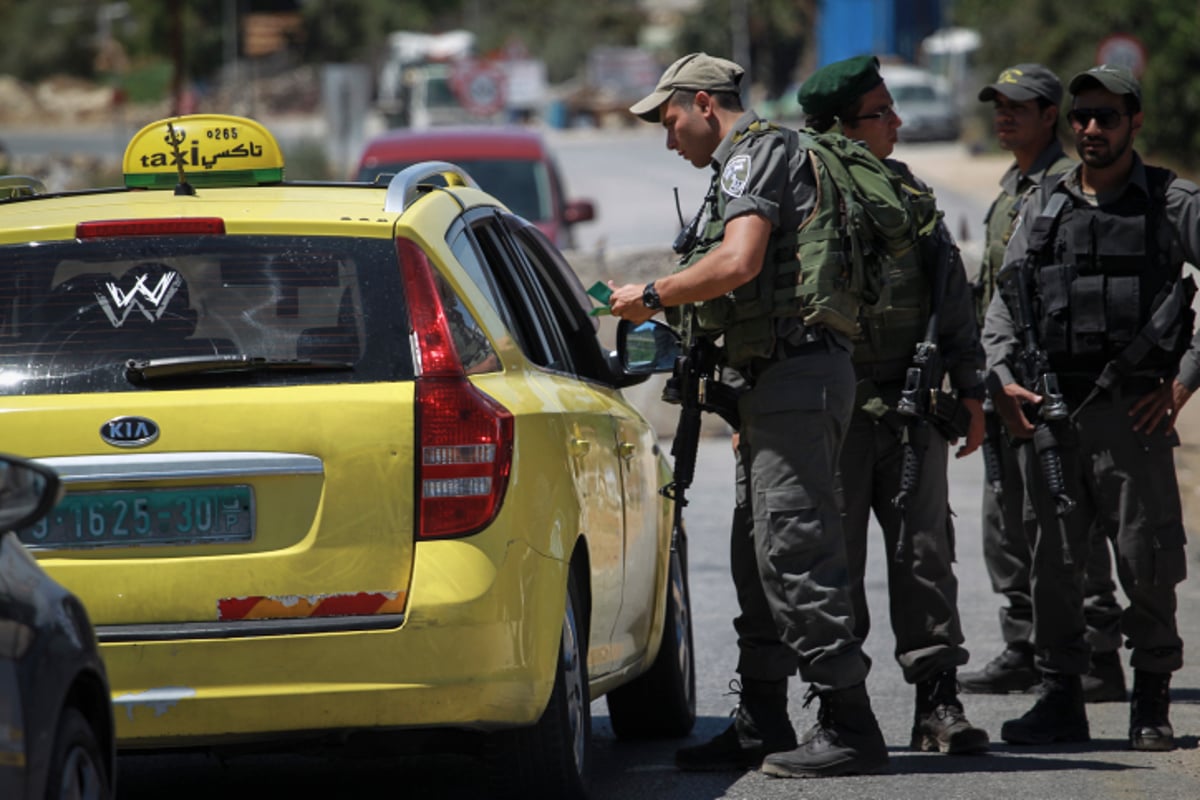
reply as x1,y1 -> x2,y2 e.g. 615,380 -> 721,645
977,154 -> 1075,327
670,122 -> 908,368
852,175 -> 941,367
1025,166 -> 1194,377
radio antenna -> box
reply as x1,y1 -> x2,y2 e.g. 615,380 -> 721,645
166,121 -> 195,196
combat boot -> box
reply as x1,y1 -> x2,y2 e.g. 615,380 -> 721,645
760,683 -> 889,778
1000,672 -> 1090,744
910,670 -> 990,754
1129,670 -> 1174,751
674,677 -> 797,771
958,643 -> 1039,694
1081,650 -> 1127,703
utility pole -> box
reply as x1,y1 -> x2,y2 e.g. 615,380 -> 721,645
170,0 -> 185,116
731,0 -> 751,106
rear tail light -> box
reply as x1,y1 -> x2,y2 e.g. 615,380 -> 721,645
397,237 -> 513,538
417,377 -> 513,537
76,218 -> 226,238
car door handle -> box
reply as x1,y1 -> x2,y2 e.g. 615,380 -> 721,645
618,442 -> 637,460
570,437 -> 591,457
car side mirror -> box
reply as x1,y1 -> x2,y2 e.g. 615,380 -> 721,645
0,454 -> 62,533
616,318 -> 681,374
563,199 -> 595,226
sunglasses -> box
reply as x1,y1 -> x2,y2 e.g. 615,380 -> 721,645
1067,107 -> 1129,130
849,104 -> 897,123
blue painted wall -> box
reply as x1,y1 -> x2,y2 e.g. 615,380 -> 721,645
817,0 -> 944,66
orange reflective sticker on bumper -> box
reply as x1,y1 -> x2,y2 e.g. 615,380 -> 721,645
217,591 -> 407,621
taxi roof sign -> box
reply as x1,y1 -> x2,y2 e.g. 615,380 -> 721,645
123,114 -> 285,189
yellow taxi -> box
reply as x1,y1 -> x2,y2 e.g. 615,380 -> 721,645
0,114 -> 694,798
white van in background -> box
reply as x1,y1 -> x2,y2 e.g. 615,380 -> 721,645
881,63 -> 961,142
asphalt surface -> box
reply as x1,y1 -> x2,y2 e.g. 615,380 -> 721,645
15,117 -> 1198,797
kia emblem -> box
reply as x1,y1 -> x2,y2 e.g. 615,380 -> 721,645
101,416 -> 160,448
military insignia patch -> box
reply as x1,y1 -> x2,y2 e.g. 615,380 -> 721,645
721,155 -> 751,198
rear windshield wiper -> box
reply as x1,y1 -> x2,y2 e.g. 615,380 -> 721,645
125,355 -> 354,384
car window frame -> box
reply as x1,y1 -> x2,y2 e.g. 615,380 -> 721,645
453,208 -> 576,375
501,216 -> 618,386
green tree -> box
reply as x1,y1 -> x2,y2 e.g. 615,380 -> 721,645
949,0 -> 1200,171
473,1 -> 645,84
296,1 -> 644,86
0,1 -> 97,80
299,0 -> 455,65
676,0 -> 815,102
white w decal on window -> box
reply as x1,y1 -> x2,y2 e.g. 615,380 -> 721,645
95,271 -> 183,328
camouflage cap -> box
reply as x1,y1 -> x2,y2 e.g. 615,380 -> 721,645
1068,64 -> 1141,105
978,63 -> 1062,105
796,55 -> 883,119
629,53 -> 745,123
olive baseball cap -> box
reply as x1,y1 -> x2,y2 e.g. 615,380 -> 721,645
796,55 -> 883,118
978,63 -> 1062,105
629,53 -> 745,122
1068,64 -> 1142,104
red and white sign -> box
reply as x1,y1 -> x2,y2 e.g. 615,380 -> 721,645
1096,33 -> 1147,78
450,60 -> 508,116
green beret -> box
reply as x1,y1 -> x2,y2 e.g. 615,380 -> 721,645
797,55 -> 883,118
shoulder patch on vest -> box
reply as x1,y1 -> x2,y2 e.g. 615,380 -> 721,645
721,154 -> 751,198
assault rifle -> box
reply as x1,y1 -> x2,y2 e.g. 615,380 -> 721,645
980,396 -> 1006,501
660,335 -> 741,521
999,258 -> 1077,562
892,229 -> 970,561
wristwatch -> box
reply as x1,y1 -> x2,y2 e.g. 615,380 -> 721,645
642,281 -> 663,310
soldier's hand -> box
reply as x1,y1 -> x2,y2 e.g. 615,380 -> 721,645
994,383 -> 1037,439
955,397 -> 985,458
1130,381 -> 1177,435
1173,379 -> 1195,417
608,281 -> 656,323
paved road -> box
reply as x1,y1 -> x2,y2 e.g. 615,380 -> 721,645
43,120 -> 1190,797
583,438 -> 1200,800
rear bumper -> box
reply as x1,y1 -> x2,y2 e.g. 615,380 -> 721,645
104,538 -> 569,748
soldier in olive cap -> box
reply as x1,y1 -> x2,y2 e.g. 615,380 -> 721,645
608,52 -> 888,778
792,54 -> 992,761
961,63 -> 1128,704
984,64 -> 1200,751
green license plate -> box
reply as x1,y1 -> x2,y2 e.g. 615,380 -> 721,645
18,485 -> 254,549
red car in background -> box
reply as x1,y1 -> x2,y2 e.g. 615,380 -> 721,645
355,126 -> 596,249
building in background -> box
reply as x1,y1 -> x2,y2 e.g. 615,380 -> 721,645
816,0 -> 944,66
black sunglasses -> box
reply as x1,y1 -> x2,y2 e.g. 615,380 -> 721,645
1067,107 -> 1129,130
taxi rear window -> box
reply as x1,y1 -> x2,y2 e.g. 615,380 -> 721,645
0,235 -> 414,396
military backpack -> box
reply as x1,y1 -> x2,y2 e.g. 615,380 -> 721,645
674,123 -> 935,366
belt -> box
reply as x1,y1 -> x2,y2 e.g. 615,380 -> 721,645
1056,374 -> 1163,406
741,326 -> 838,383
853,357 -> 909,383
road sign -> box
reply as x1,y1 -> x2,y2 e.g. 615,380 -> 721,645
450,60 -> 507,116
1096,33 -> 1147,77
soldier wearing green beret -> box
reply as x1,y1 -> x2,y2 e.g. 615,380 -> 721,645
608,52 -> 889,778
788,54 -> 992,765
960,63 -> 1128,705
